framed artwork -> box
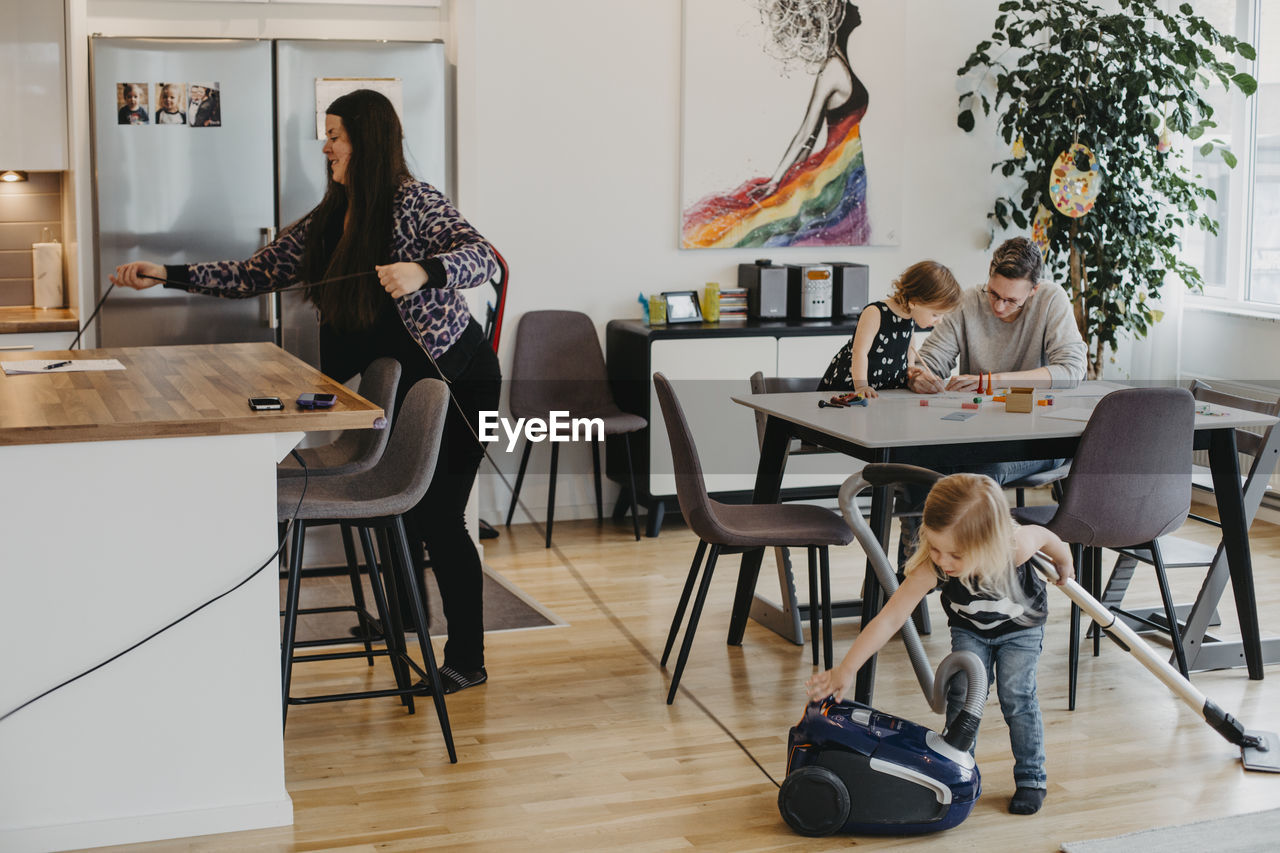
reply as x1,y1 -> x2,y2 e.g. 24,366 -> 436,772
663,290 -> 704,323
680,0 -> 905,249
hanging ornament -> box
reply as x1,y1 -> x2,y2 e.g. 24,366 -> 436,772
1049,142 -> 1102,218
1031,204 -> 1054,257
1011,98 -> 1027,160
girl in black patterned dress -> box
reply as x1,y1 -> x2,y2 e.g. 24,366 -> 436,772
818,260 -> 961,396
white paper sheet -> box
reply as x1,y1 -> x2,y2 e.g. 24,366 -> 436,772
2,359 -> 127,375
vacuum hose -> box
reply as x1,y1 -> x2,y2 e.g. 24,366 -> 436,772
838,466 -> 987,752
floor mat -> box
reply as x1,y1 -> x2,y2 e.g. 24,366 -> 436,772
281,564 -> 563,643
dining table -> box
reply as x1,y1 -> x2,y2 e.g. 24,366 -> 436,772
730,383 -> 1279,705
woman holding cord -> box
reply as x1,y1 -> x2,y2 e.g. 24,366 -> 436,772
112,88 -> 499,694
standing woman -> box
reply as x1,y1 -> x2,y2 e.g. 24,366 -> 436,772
112,88 -> 500,694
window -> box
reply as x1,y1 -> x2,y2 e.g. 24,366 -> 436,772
1251,2 -> 1280,304
1183,0 -> 1276,310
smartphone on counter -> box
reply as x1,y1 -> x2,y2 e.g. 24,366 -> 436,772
248,396 -> 283,411
296,392 -> 337,409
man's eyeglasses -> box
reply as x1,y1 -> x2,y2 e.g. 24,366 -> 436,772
981,286 -> 1031,310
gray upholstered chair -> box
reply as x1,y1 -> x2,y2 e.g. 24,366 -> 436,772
654,372 -> 854,704
1011,386 -> 1195,709
505,310 -> 646,547
277,357 -> 400,479
277,379 -> 456,763
1098,381 -> 1279,660
277,358 -> 401,665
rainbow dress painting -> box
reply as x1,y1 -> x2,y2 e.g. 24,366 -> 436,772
682,89 -> 870,248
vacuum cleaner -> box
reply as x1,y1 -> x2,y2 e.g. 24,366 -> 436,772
779,464 -> 1280,838
779,465 -> 988,837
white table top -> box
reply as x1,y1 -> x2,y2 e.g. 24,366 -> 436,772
732,382 -> 1279,449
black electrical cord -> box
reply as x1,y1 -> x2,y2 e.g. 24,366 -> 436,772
0,452 -> 310,724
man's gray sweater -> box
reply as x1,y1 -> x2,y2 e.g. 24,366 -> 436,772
917,283 -> 1087,384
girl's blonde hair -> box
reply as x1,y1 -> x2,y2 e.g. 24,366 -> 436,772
904,473 -> 1041,625
891,260 -> 962,312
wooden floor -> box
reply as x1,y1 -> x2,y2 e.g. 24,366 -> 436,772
93,500 -> 1280,852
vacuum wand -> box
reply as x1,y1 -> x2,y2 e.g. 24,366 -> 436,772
1029,554 -> 1280,772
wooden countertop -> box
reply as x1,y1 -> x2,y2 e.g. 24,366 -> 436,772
0,306 -> 79,334
0,342 -> 385,447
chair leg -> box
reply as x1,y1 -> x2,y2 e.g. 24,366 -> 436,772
1016,487 -> 1026,508
623,433 -> 642,541
645,500 -> 666,538
1149,539 -> 1190,678
591,439 -> 604,522
280,520 -> 307,730
505,439 -> 531,528
662,540 -> 708,666
1068,542 -> 1082,711
545,441 -> 560,548
807,546 -> 820,667
820,547 -> 834,671
667,543 -> 721,704
358,526 -> 404,697
375,527 -> 414,713
340,523 -> 375,666
390,516 -> 457,764
277,521 -> 288,571
1091,546 -> 1103,657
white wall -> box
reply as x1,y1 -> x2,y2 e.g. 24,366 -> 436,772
461,0 -> 1037,524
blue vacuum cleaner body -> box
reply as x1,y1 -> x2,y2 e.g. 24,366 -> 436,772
781,696 -> 981,836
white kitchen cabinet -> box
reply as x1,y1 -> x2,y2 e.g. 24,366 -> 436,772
0,3 -> 68,170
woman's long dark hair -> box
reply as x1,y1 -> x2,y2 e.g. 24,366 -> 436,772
303,89 -> 412,331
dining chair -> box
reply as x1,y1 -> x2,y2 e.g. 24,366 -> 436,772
654,372 -> 854,703
505,310 -> 646,547
1011,387 -> 1195,710
277,379 -> 456,762
1095,381 -> 1279,665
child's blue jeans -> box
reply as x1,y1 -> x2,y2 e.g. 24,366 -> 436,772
944,624 -> 1047,790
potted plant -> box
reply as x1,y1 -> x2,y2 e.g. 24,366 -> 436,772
956,0 -> 1256,376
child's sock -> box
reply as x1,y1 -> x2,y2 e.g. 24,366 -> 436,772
1008,786 -> 1046,815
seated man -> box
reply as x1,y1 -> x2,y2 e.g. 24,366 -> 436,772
911,236 -> 1087,396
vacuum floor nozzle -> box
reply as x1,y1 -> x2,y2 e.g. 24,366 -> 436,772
1242,730 -> 1280,773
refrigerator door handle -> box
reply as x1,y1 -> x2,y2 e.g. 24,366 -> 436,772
258,226 -> 281,333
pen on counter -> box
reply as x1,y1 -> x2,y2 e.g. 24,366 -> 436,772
43,360 -> 72,371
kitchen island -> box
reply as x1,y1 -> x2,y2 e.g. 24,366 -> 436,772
0,342 -> 383,852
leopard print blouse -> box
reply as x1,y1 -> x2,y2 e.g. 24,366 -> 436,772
169,180 -> 497,359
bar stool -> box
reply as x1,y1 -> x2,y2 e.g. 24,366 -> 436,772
278,378 -> 456,762
277,358 -> 401,665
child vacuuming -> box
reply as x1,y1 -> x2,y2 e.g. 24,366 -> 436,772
806,472 -> 1074,814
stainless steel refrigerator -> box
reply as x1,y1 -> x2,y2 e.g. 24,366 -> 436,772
90,37 -> 448,365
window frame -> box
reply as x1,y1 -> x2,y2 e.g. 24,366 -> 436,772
1182,0 -> 1277,314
